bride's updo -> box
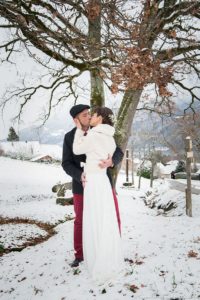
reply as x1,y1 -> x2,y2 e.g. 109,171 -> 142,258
92,107 -> 114,126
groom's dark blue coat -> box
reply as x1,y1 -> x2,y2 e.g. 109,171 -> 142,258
62,127 -> 124,194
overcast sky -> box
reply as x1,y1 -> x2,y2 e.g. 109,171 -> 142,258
0,48 -> 121,140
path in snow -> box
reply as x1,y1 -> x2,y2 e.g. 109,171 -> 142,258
169,179 -> 200,195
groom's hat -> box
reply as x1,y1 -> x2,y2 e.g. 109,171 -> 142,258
70,104 -> 90,118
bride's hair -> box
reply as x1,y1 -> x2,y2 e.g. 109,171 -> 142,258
92,107 -> 114,126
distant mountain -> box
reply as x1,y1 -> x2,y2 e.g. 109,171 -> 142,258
19,126 -> 64,145
17,100 -> 200,150
19,115 -> 74,145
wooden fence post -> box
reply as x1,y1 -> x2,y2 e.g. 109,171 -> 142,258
185,136 -> 193,217
126,149 -> 129,183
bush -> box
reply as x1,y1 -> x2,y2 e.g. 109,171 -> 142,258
137,166 -> 151,179
175,160 -> 186,173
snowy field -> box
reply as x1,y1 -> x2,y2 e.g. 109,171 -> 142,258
0,157 -> 200,300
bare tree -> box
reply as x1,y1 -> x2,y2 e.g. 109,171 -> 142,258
0,0 -> 200,161
0,0 -> 106,120
176,112 -> 200,158
158,106 -> 200,161
173,112 -> 200,160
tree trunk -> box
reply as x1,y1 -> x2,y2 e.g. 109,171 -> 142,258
138,174 -> 142,189
112,88 -> 142,185
88,0 -> 105,107
115,89 -> 142,151
185,137 -> 192,217
90,70 -> 105,107
131,140 -> 134,185
131,156 -> 134,186
150,162 -> 155,188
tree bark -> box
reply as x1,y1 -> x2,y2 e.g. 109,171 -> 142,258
112,89 -> 142,185
185,137 -> 192,217
115,89 -> 143,151
138,174 -> 142,189
88,0 -> 105,107
150,162 -> 155,188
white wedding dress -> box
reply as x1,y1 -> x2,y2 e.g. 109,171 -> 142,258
73,124 -> 123,284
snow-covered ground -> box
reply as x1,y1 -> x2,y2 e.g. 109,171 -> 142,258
0,157 -> 200,300
0,141 -> 62,160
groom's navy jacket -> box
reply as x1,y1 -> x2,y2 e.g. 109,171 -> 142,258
62,127 -> 124,194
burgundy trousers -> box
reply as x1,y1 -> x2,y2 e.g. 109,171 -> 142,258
73,189 -> 121,259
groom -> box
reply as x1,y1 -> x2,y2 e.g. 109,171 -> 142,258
62,104 -> 123,267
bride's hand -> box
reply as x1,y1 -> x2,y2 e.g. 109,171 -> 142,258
99,154 -> 113,168
74,118 -> 82,129
81,172 -> 87,188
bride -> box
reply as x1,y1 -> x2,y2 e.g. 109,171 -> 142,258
73,106 -> 123,284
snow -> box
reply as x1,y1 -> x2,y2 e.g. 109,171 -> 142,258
39,144 -> 62,160
157,162 -> 175,175
133,158 -> 140,164
167,160 -> 179,168
0,157 -> 72,223
0,224 -> 47,248
0,141 -> 62,160
1,157 -> 200,299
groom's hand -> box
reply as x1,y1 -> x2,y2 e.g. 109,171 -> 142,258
81,172 -> 87,188
99,154 -> 113,169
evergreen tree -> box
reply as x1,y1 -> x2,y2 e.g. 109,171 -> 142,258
7,127 -> 19,142
175,161 -> 186,173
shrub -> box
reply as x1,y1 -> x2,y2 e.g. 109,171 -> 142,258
175,160 -> 186,173
137,166 -> 151,179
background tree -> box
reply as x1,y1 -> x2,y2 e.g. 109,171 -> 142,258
174,112 -> 200,160
159,108 -> 200,161
175,160 -> 186,173
0,0 -> 200,161
7,126 -> 19,141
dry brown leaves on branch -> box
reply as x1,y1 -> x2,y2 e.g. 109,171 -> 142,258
111,46 -> 173,97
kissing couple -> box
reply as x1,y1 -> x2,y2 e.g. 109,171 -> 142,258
62,104 -> 124,284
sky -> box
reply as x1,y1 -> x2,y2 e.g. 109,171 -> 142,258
0,47 -> 87,139
0,47 -> 122,140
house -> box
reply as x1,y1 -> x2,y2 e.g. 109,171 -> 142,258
156,162 -> 177,179
30,154 -> 54,163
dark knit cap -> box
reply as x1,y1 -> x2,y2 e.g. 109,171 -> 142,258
69,104 -> 90,118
